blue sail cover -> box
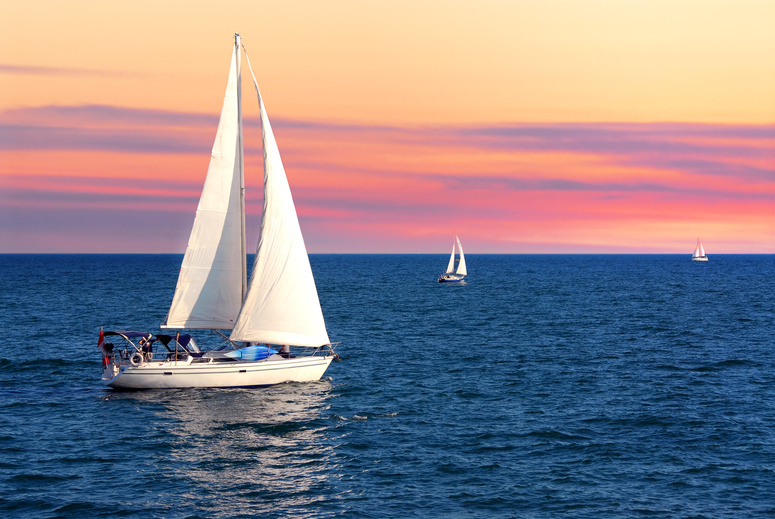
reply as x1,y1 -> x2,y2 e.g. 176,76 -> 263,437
225,345 -> 278,361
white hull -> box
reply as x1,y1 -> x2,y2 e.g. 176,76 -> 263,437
102,355 -> 333,389
692,256 -> 708,262
439,274 -> 466,283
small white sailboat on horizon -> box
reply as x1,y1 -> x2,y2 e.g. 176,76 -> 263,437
692,238 -> 709,262
99,34 -> 338,389
438,235 -> 467,283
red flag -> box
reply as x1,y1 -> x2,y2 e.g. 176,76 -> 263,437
98,328 -> 108,367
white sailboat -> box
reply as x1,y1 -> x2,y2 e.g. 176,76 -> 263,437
438,235 -> 467,283
100,34 -> 337,389
692,237 -> 709,262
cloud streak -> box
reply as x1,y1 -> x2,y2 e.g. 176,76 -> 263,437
0,64 -> 134,78
3,105 -> 773,169
1,105 -> 773,253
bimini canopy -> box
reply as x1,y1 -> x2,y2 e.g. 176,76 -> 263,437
104,331 -> 152,340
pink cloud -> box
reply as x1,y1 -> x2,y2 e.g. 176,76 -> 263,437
1,106 -> 773,253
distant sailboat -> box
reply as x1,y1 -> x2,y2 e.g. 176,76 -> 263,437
99,34 -> 338,389
438,235 -> 467,283
692,238 -> 708,262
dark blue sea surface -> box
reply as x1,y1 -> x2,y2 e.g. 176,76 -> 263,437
1,254 -> 774,518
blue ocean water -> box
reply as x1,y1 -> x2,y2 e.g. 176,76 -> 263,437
0,254 -> 774,518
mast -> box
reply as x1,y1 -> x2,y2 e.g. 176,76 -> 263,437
235,33 -> 247,301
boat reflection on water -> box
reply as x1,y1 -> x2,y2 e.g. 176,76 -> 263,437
104,380 -> 340,516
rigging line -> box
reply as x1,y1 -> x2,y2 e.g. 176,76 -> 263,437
240,42 -> 262,102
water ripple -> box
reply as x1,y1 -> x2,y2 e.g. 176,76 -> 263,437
0,254 -> 774,518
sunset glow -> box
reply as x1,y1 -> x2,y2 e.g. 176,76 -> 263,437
1,0 -> 773,253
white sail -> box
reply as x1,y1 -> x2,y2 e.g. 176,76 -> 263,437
446,241 -> 456,273
163,43 -> 244,330
455,236 -> 467,275
692,237 -> 709,261
230,53 -> 330,347
693,238 -> 705,258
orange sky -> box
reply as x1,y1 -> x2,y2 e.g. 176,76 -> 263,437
1,0 -> 774,253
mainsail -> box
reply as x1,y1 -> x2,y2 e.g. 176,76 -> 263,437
163,42 -> 245,330
229,50 -> 330,347
446,241 -> 456,274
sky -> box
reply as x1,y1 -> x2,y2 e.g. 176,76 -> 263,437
1,0 -> 774,253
